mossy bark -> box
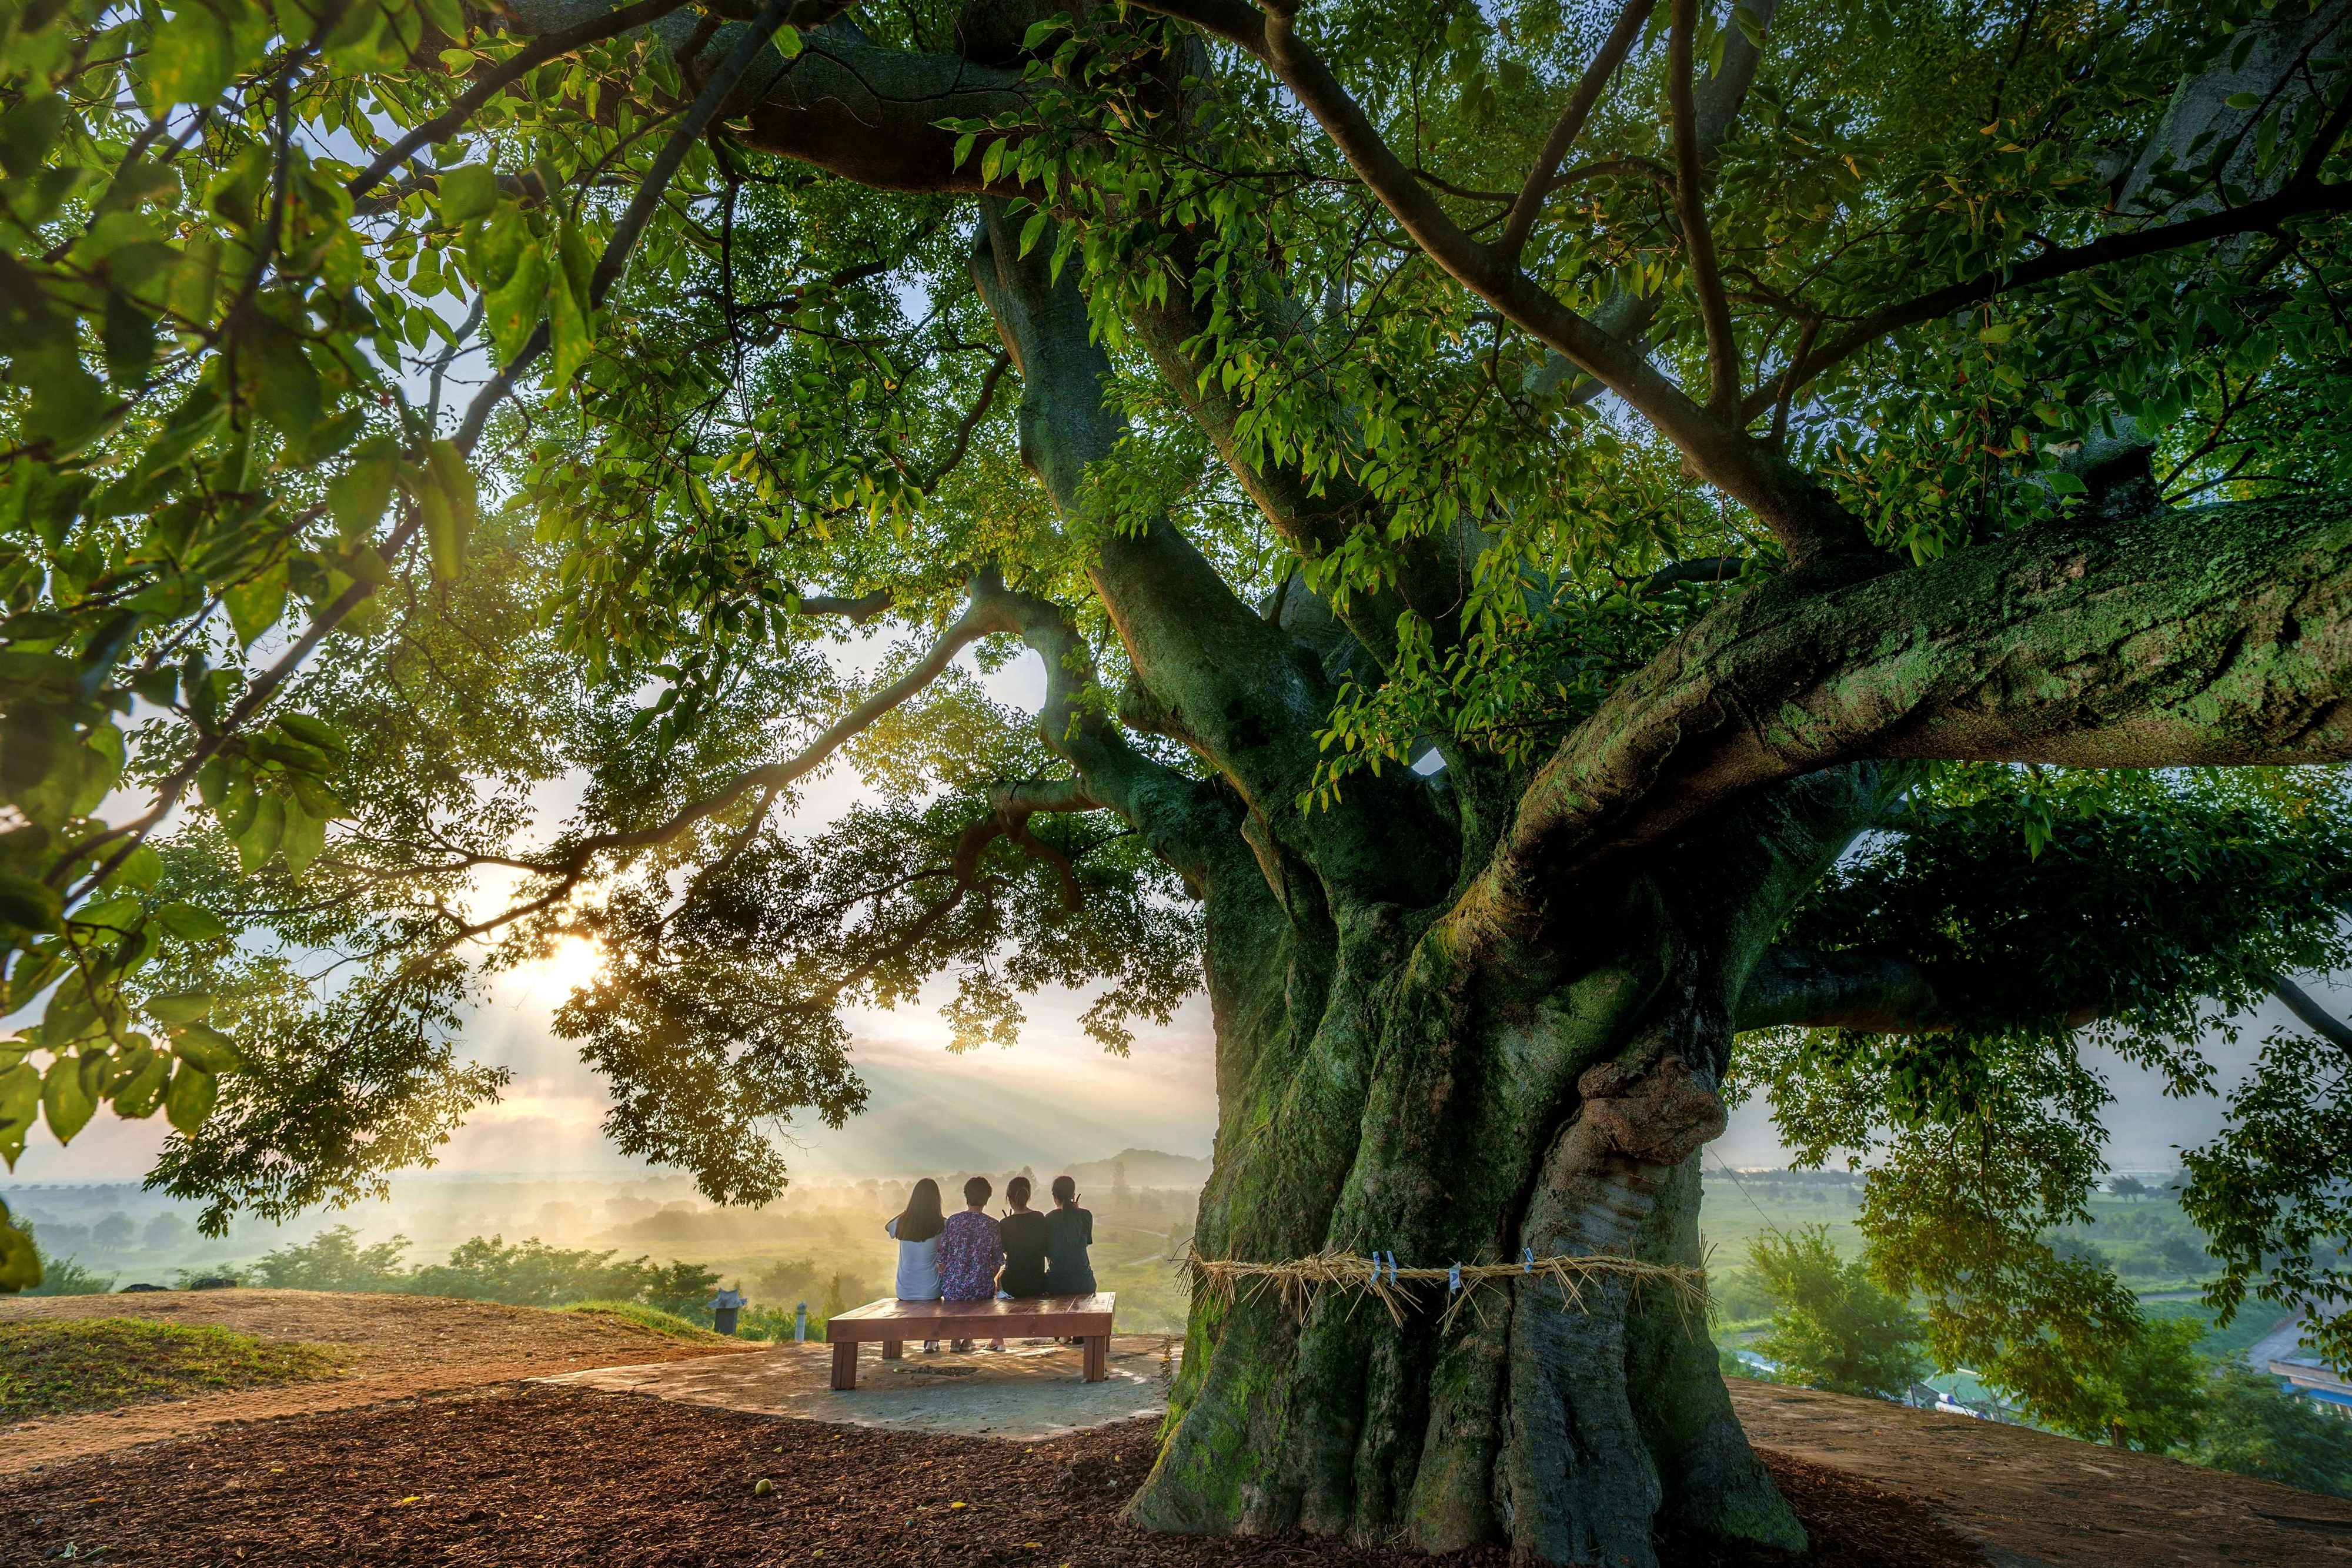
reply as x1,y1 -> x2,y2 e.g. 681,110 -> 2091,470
1123,772 -> 1900,1562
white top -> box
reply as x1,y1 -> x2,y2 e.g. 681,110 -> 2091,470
887,1216 -> 942,1300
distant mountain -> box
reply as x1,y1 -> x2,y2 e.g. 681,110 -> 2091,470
1063,1148 -> 1211,1189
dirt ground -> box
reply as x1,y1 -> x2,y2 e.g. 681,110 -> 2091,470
1728,1380 -> 2352,1567
0,1288 -> 749,1473
4,1292 -> 2350,1566
0,1386 -> 1976,1567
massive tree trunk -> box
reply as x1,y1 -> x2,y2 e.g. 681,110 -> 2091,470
1125,768 -> 1886,1563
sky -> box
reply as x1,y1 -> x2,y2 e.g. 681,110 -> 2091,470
12,633 -> 2347,1193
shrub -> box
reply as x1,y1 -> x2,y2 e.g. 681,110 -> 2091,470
250,1226 -> 412,1292
639,1260 -> 723,1325
2038,1316 -> 2209,1450
407,1235 -> 653,1307
1749,1225 -> 1927,1399
24,1234 -> 112,1296
2191,1364 -> 2352,1497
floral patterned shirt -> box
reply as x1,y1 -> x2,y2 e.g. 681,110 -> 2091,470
936,1209 -> 1003,1302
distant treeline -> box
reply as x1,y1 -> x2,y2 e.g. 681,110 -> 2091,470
238,1228 -> 724,1320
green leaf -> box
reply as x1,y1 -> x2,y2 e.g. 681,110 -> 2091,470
165,1061 -> 218,1134
276,712 -> 349,757
102,288 -> 156,383
219,777 -> 260,840
223,560 -> 288,648
243,317 -> 325,455
772,22 -> 800,56
485,242 -> 549,366
1979,322 -> 2016,344
40,1053 -> 95,1144
155,901 -> 228,941
13,343 -> 111,456
145,0 -> 245,107
0,1202 -> 40,1291
439,163 -> 499,225
2224,92 -> 2263,111
146,993 -> 215,1024
1732,4 -> 1764,47
419,439 -> 476,580
0,873 -> 61,933
106,843 -> 164,890
111,1047 -> 170,1119
279,796 -> 326,874
172,1022 -> 243,1074
0,93 -> 67,181
0,1063 -> 37,1168
71,895 -> 143,933
1018,209 -> 1050,258
235,793 -> 286,873
327,436 -> 400,539
416,0 -> 465,41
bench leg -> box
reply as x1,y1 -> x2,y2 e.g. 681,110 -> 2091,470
831,1342 -> 858,1391
1083,1335 -> 1108,1382
881,1340 -> 903,1360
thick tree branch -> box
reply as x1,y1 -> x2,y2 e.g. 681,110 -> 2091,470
1735,945 -> 1943,1032
2269,971 -> 2352,1061
791,587 -> 893,621
1492,492 -> 2352,901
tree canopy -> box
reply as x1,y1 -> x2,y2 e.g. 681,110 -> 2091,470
1,0 -> 2351,1512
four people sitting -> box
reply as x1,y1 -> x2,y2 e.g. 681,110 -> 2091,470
885,1169 -> 1096,1353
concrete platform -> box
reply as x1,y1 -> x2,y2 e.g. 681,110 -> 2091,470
532,1333 -> 1182,1441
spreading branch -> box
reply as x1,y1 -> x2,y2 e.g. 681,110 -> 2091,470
1491,490 -> 2352,901
1131,0 -> 1861,560
1496,0 -> 1654,262
346,0 -> 693,201
1666,0 -> 1739,413
1748,172 -> 2352,419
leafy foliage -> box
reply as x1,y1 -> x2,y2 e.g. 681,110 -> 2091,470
1738,765 -> 2352,1409
250,1222 -> 724,1316
1745,1223 -> 1926,1398
2192,1364 -> 2352,1498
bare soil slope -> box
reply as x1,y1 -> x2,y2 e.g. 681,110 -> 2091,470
0,1288 -> 748,1472
0,1388 -> 1976,1567
1728,1380 -> 2352,1567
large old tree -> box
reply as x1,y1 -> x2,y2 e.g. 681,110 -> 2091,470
7,0 -> 2352,1559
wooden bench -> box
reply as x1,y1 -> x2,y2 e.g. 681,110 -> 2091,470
823,1293 -> 1115,1390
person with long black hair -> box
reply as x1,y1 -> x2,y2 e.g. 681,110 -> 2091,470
887,1177 -> 947,1352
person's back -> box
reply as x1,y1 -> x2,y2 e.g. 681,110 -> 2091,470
998,1176 -> 1050,1298
886,1178 -> 946,1302
1043,1175 -> 1095,1295
936,1175 -> 1004,1302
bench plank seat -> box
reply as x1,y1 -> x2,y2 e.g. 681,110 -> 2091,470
823,1293 -> 1115,1389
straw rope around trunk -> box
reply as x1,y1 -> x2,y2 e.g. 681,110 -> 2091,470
1180,1245 -> 1706,1330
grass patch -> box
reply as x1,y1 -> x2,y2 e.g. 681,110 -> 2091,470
559,1301 -> 720,1340
0,1319 -> 353,1420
